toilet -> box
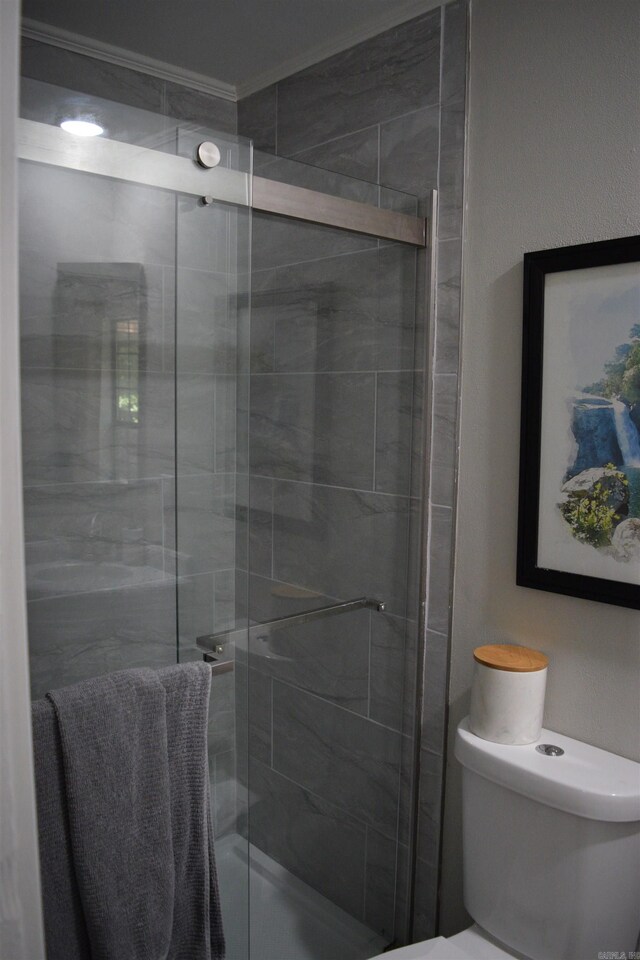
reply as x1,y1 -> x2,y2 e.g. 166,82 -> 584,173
373,718 -> 640,960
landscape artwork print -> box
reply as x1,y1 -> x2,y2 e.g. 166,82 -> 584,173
518,237 -> 640,609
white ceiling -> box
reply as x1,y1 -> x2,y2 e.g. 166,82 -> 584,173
22,0 -> 439,98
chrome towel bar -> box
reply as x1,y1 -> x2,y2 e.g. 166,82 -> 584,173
198,596 -> 386,673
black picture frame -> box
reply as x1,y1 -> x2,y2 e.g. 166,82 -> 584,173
517,235 -> 640,610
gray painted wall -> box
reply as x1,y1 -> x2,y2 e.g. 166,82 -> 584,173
442,0 -> 640,935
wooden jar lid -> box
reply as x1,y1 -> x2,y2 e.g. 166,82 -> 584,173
473,643 -> 548,672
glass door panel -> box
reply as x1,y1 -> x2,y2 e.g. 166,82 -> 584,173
241,153 -> 423,959
19,78 -> 253,960
19,82 -> 182,700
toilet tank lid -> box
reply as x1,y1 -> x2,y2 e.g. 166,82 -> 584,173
455,718 -> 640,822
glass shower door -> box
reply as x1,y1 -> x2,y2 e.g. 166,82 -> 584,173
19,79 -> 253,959
232,153 -> 424,960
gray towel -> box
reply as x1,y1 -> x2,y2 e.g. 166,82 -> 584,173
32,698 -> 91,959
33,663 -> 224,960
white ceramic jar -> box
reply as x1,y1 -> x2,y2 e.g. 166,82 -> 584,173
469,643 -> 548,745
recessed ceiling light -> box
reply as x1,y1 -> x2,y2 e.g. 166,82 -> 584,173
60,119 -> 104,137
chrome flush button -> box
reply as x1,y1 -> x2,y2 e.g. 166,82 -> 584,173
536,744 -> 565,756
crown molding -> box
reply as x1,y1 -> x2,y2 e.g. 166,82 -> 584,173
235,0 -> 443,99
23,0 -> 445,107
21,18 -> 237,101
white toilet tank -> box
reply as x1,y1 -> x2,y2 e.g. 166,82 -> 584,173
456,718 -> 640,960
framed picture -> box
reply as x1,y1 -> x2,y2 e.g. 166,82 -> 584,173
517,235 -> 640,609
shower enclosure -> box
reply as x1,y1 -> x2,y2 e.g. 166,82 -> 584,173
19,78 -> 433,960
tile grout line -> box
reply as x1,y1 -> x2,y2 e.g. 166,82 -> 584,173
272,674 -> 409,737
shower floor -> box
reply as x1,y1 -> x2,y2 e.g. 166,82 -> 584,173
215,833 -> 389,960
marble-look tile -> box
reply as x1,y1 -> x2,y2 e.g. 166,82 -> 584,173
237,85 -> 277,154
207,667 -> 236,756
276,11 -> 442,156
214,569 -> 236,632
20,257 -> 165,373
437,104 -> 466,241
215,376 -> 236,473
21,368 -> 174,485
176,374 -> 216,475
375,372 -> 414,496
365,830 -> 410,941
27,577 -> 176,699
412,855 -> 438,942
253,150 -> 378,205
164,82 -> 237,135
273,249 -> 379,372
421,630 -> 449,756
426,505 -> 453,635
417,747 -> 444,863
379,187 -> 420,217
273,481 -> 411,617
247,758 -> 367,920
19,160 -> 176,269
176,195 -> 231,274
177,572 -> 215,651
251,210 -> 375,273
165,473 -> 235,576
249,269 -> 277,373
176,267 -> 235,375
234,568 -> 249,631
250,372 -> 375,488
442,0 -> 469,108
435,237 -> 462,375
272,681 -> 403,835
292,126 -> 380,185
380,106 -> 440,199
376,244 -> 418,370
235,663 -> 272,767
234,474 -> 249,573
20,39 -> 165,112
249,607 -> 370,715
212,749 -> 237,839
24,480 -> 162,569
235,475 -> 273,578
235,375 -> 249,475
430,374 -> 459,507
369,614 -> 415,733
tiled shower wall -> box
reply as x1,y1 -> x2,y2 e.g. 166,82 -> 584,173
238,0 -> 468,940
233,155 -> 420,942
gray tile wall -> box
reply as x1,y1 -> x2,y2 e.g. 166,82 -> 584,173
238,0 -> 468,943
233,193 -> 418,940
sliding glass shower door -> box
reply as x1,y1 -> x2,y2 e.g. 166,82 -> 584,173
19,78 -> 426,960
19,79 -> 254,959
181,150 -> 426,960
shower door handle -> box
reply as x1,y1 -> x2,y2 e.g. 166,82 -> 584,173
196,595 -> 386,660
